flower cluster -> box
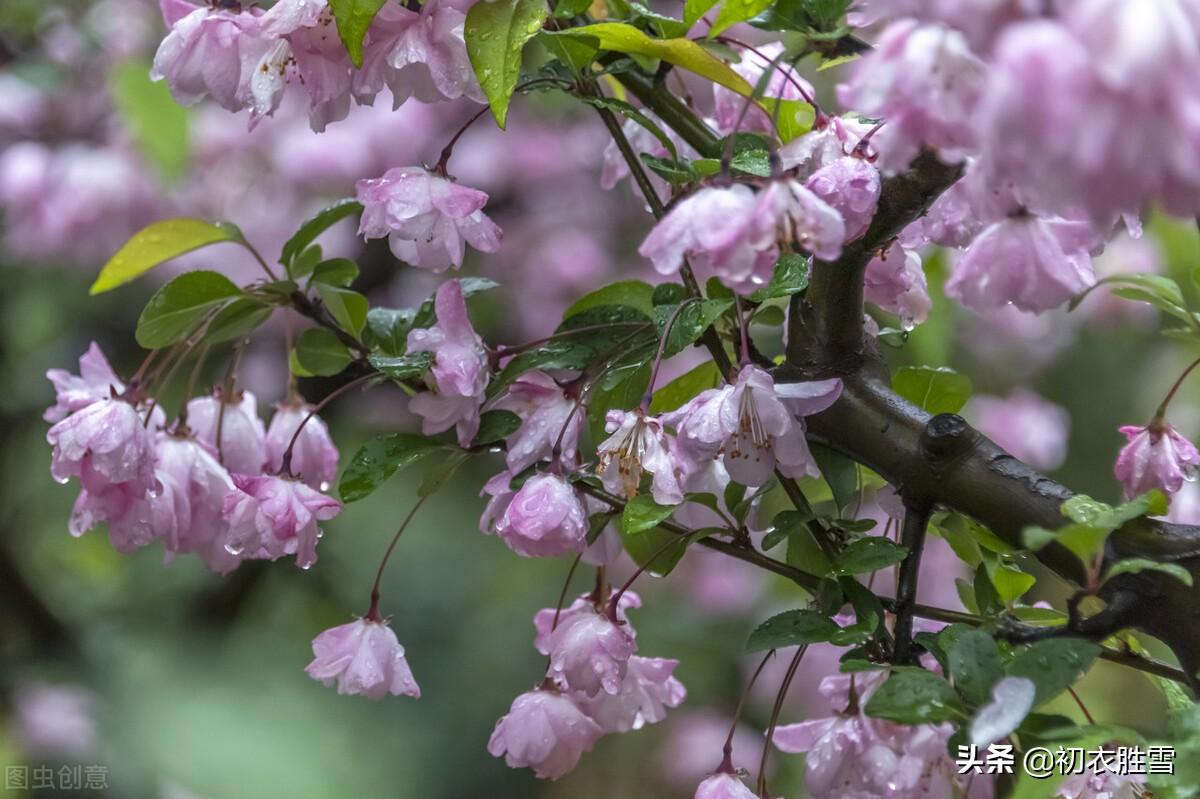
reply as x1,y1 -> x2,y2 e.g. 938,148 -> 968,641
46,342 -> 342,573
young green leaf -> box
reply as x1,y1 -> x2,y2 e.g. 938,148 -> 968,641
279,198 -> 363,269
364,307 -> 416,355
339,433 -> 445,502
135,270 -> 241,348
649,361 -> 722,414
292,328 -> 354,377
564,280 -> 657,319
473,410 -> 523,445
864,670 -> 964,724
315,284 -> 369,337
831,536 -> 909,575
621,493 -> 676,535
310,258 -> 360,287
92,219 -> 240,295
1005,638 -> 1100,706
329,0 -> 387,67
709,0 -> 773,36
1104,557 -> 1194,587
891,366 -> 973,415
748,253 -> 810,301
205,297 -> 273,344
947,628 -> 1004,707
746,609 -> 842,651
465,0 -> 550,128
368,351 -> 434,382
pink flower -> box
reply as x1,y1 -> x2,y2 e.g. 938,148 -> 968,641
968,389 -> 1071,471
546,604 -> 637,697
945,215 -> 1096,314
493,371 -> 581,474
1114,422 -> 1200,499
713,42 -> 814,135
694,773 -> 759,799
638,184 -> 777,292
223,474 -> 342,567
44,342 -> 124,423
151,2 -> 270,112
804,156 -> 881,243
576,655 -> 686,733
489,473 -> 588,558
596,410 -> 683,504
838,20 -> 986,173
255,0 -> 355,130
1058,767 -> 1147,799
374,0 -> 484,105
47,398 -> 156,492
265,401 -> 339,491
863,243 -> 930,328
406,279 -> 489,446
186,389 -> 266,476
487,687 -> 603,780
533,591 -> 642,655
305,618 -> 420,700
663,366 -> 842,487
754,179 -> 845,262
778,115 -> 874,177
774,672 -> 968,799
601,114 -> 694,198
356,166 -> 502,272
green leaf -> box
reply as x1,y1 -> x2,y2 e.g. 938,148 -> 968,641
831,536 -> 909,575
473,410 -> 523,445
729,148 -> 771,176
709,0 -> 773,37
1006,639 -> 1100,706
772,97 -> 816,142
364,308 -> 416,356
746,609 -> 842,651
751,305 -> 786,326
653,298 -> 733,357
315,284 -> 369,337
984,555 -> 1036,604
891,366 -> 972,414
418,451 -> 469,499
292,328 -> 353,377
465,0 -> 550,128
368,351 -> 433,382
564,280 -> 657,319
587,363 -> 651,443
947,629 -> 1004,707
205,297 -> 273,344
748,253 -> 809,301
650,361 -> 721,414
621,493 -> 676,535
864,670 -> 964,724
311,258 -> 360,287
683,0 -> 720,25
135,270 -> 241,348
618,524 -> 689,576
810,443 -> 858,511
642,154 -> 700,186
1062,491 -> 1168,530
279,199 -> 363,270
91,219 -> 239,295
554,0 -> 593,18
111,59 -> 189,183
339,434 -> 444,502
329,0 -> 387,67
551,23 -> 752,99
1104,557 -> 1194,587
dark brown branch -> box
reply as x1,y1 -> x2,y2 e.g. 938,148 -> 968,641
893,501 -> 931,663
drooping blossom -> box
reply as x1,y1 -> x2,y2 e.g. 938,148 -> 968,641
967,389 -> 1071,471
944,214 -> 1096,314
265,400 -> 339,490
863,243 -> 930,328
305,618 -> 421,700
223,474 -> 342,567
847,0 -> 1039,53
356,167 -> 502,272
1114,422 -> 1200,499
778,115 -> 874,177
406,279 -> 490,446
596,410 -> 684,504
533,591 -> 643,655
713,42 -> 815,135
44,342 -> 124,423
48,397 -> 156,493
186,389 -> 267,475
487,686 -> 604,780
804,156 -> 881,243
367,0 -> 484,107
664,366 -> 842,487
493,371 -> 581,474
838,19 -> 987,173
545,603 -> 637,697
576,655 -> 686,734
694,773 -> 760,799
773,671 -> 970,799
753,179 -> 846,262
486,473 -> 588,558
254,0 -> 356,130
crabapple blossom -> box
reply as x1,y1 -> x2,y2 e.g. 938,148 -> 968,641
222,474 -> 342,567
545,604 -> 637,697
778,115 -> 874,177
369,0 -> 484,106
405,279 -> 489,446
305,618 -> 420,700
596,410 -> 683,504
1114,422 -> 1200,499
47,397 -> 156,492
968,389 -> 1071,471
488,472 -> 588,558
185,389 -> 267,476
804,156 -> 881,243
838,19 -> 987,173
863,243 -> 930,328
44,342 -> 124,423
151,1 -> 270,112
945,214 -> 1096,314
265,401 -> 339,490
575,656 -> 686,733
752,179 -> 846,262
356,167 -> 502,272
694,773 -> 760,799
713,42 -> 814,136
493,371 -> 581,474
533,591 -> 642,655
487,686 -> 603,780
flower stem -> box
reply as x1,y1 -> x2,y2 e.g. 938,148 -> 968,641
718,649 -> 776,773
642,298 -> 699,409
550,552 -> 586,633
280,373 -> 375,476
435,106 -> 493,175
1153,353 -> 1200,425
756,645 -> 808,797
367,492 -> 434,621
606,530 -> 697,622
